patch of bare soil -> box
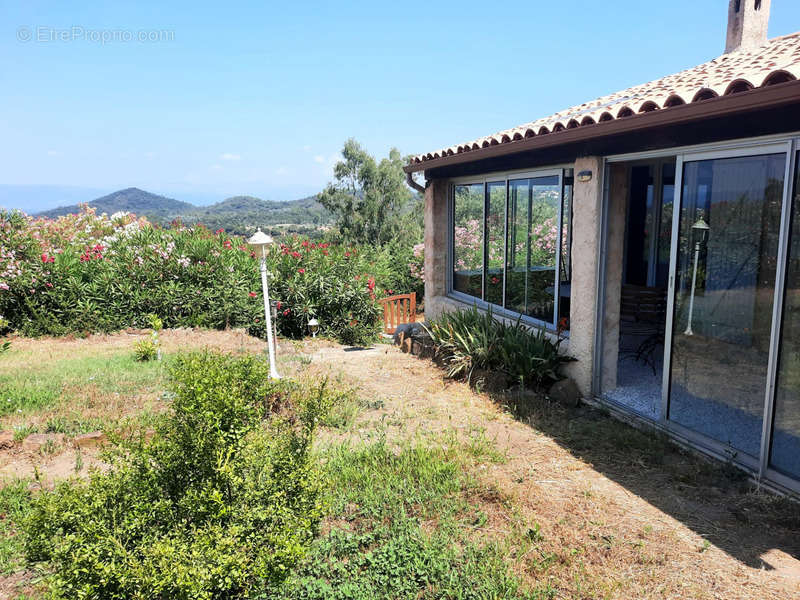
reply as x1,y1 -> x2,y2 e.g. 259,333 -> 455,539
0,443 -> 106,484
3,327 -> 270,365
288,340 -> 800,600
0,328 -> 274,486
0,570 -> 36,600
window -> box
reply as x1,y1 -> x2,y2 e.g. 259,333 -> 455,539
452,183 -> 484,300
772,150 -> 800,479
485,182 -> 506,305
668,152 -> 786,458
450,168 -> 572,329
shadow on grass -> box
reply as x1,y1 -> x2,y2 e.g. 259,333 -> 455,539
481,386 -> 800,572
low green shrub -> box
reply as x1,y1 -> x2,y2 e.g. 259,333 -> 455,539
424,307 -> 573,390
24,351 -> 327,599
133,338 -> 157,361
133,315 -> 162,361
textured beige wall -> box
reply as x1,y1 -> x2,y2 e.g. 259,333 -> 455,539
424,178 -> 448,318
563,157 -> 604,396
600,164 -> 629,392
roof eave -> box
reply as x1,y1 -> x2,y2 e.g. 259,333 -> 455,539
404,80 -> 800,174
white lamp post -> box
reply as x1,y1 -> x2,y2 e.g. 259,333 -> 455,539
684,217 -> 710,336
308,317 -> 319,338
248,228 -> 280,379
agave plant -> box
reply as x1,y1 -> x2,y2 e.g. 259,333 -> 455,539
497,323 -> 574,389
424,306 -> 573,390
423,306 -> 504,382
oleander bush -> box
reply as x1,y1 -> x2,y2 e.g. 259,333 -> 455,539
0,206 -> 422,344
23,351 -> 329,599
424,306 -> 573,389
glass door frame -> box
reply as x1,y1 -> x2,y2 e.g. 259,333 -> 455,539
598,132 -> 800,493
763,142 -> 799,491
662,139 -> 798,482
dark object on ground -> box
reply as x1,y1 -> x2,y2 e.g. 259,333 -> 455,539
548,378 -> 582,408
392,322 -> 424,344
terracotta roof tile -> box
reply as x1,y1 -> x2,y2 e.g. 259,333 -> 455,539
411,32 -> 800,165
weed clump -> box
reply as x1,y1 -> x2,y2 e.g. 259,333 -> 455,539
24,350 -> 329,598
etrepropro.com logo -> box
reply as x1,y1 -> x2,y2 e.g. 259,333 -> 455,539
16,26 -> 174,44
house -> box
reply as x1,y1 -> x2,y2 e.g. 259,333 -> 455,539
404,0 -> 800,494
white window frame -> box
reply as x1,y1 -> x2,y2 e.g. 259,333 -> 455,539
448,164 -> 572,332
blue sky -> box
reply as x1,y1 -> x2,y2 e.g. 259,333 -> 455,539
2,1 -> 799,210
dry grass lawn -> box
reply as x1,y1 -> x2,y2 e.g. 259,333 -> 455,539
0,329 -> 798,599
292,342 -> 800,600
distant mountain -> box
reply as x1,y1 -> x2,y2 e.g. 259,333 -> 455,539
182,195 -> 330,234
35,188 -> 332,235
37,188 -> 194,220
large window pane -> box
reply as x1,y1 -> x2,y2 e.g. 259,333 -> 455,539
669,153 -> 786,458
505,179 -> 530,315
454,171 -> 570,328
485,182 -> 506,305
772,151 -> 800,479
528,176 -> 561,322
558,176 -> 573,328
453,183 -> 484,299
503,175 -> 561,323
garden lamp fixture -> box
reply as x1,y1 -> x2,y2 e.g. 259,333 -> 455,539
307,317 -> 320,338
684,217 -> 710,336
247,228 -> 280,379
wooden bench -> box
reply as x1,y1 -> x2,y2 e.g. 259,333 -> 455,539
378,293 -> 416,334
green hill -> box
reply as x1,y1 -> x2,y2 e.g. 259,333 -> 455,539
37,187 -> 194,221
183,195 -> 330,235
35,189 -> 332,235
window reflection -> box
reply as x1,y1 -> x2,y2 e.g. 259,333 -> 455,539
453,183 -> 484,300
772,151 -> 800,479
452,171 -> 571,329
504,175 -> 561,323
655,163 -> 675,289
669,153 -> 785,458
485,182 -> 506,305
559,176 -> 573,327
505,179 -> 531,316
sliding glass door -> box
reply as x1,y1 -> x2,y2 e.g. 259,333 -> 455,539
599,138 -> 800,489
665,151 -> 787,459
771,150 -> 800,481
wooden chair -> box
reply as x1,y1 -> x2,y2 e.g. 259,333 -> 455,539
620,285 -> 667,373
378,293 -> 416,334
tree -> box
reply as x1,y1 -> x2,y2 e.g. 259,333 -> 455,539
318,139 -> 420,246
